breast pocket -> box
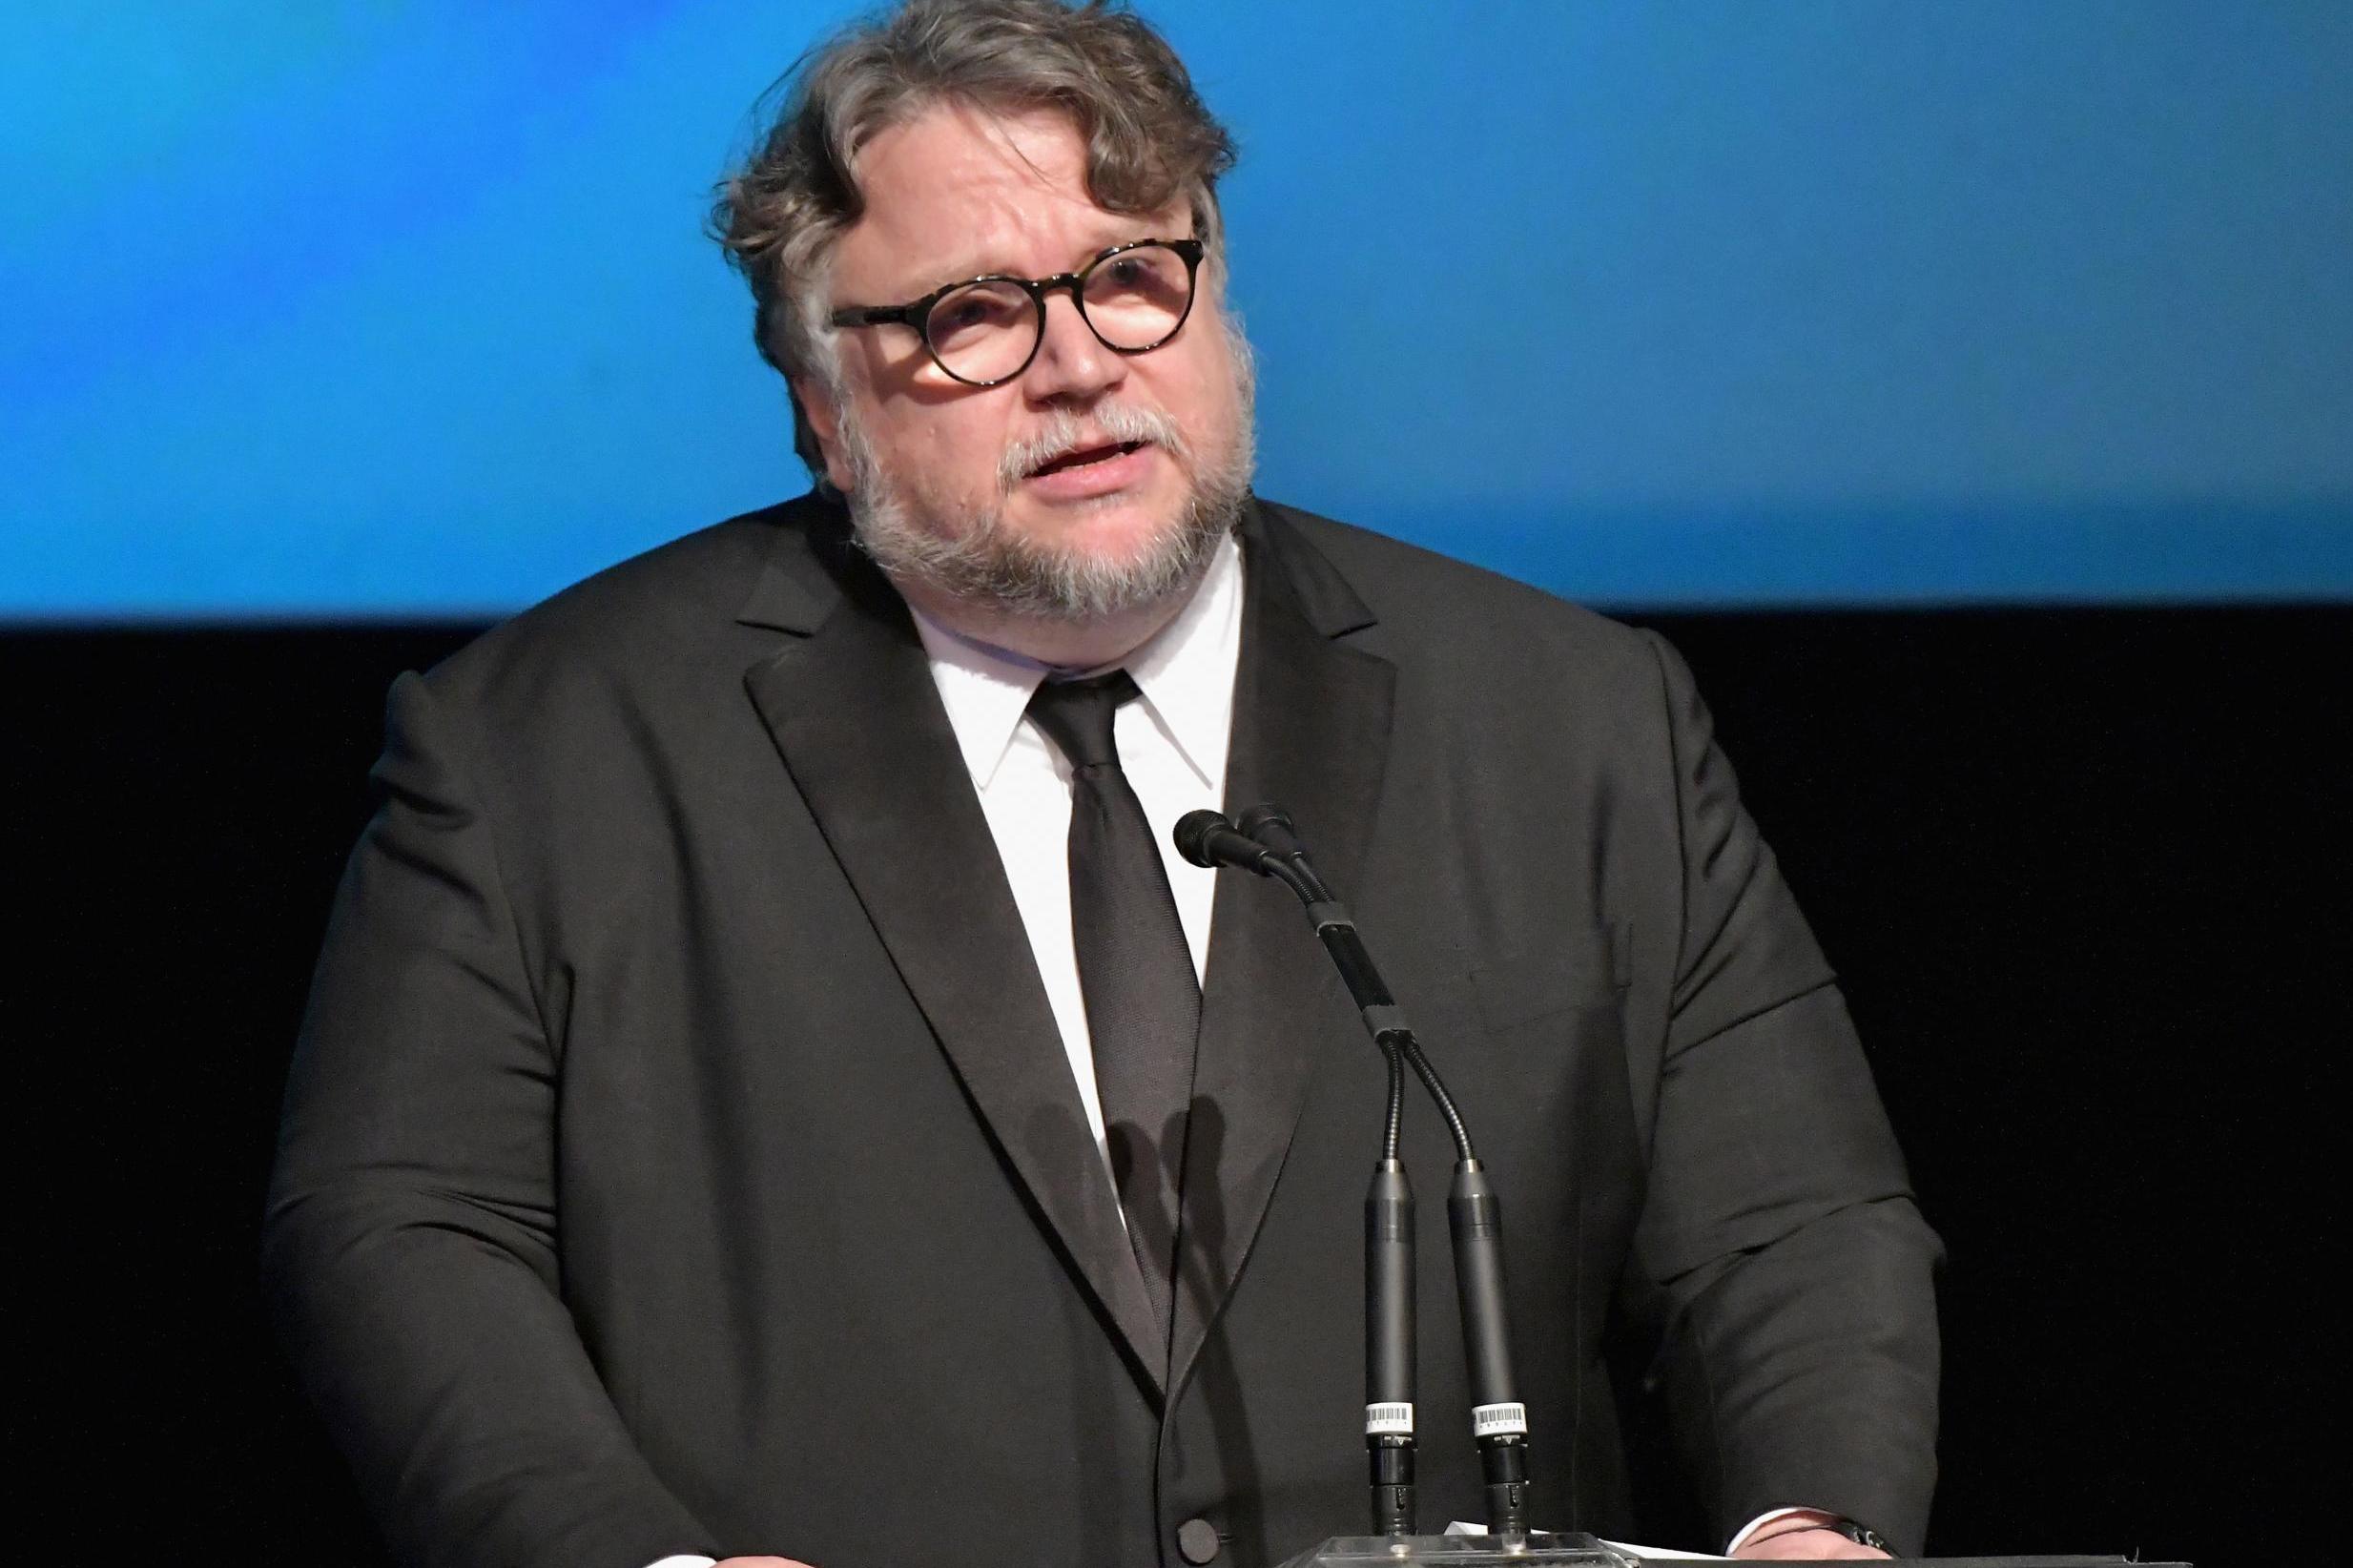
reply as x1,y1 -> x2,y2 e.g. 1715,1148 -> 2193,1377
1455,923 -> 1635,1159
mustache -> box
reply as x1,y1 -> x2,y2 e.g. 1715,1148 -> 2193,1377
997,402 -> 1191,492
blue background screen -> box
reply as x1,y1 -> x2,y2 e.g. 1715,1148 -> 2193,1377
5,0 -> 2347,619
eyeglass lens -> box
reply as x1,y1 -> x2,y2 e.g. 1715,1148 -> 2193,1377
923,243 -> 1195,384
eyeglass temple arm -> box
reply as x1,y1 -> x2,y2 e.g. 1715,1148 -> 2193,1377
827,303 -> 921,329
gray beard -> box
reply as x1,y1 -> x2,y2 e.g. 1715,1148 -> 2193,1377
836,360 -> 1256,625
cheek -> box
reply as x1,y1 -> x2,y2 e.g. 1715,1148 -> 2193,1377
867,399 -> 1004,500
921,409 -> 1009,497
1159,333 -> 1242,445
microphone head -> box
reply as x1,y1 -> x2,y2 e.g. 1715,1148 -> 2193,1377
1237,802 -> 1305,856
1173,809 -> 1236,869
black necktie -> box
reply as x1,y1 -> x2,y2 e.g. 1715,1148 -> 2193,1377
1027,671 -> 1199,1350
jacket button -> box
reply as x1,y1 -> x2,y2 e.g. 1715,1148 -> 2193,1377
1177,1516 -> 1222,1563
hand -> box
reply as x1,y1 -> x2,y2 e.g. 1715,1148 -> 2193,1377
1730,1513 -> 1890,1559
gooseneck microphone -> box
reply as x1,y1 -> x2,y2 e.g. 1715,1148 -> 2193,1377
1178,809 -> 1414,1533
1172,808 -> 1533,1540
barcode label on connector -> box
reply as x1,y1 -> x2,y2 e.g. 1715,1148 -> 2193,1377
1472,1402 -> 1527,1436
1364,1402 -> 1414,1434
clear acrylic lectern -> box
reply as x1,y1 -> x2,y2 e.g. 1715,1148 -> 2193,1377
1278,1533 -> 1639,1568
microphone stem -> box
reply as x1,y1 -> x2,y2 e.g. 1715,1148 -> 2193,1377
1380,1034 -> 1403,1164
1451,1158 -> 1529,1537
1366,1156 -> 1415,1536
1223,811 -> 1532,1538
1392,1029 -> 1473,1164
1260,839 -> 1526,1536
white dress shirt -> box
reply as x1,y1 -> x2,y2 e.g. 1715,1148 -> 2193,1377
909,532 -> 1243,1164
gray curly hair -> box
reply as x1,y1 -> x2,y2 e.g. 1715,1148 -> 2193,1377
710,0 -> 1239,481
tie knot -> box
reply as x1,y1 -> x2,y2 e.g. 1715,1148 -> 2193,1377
1027,670 -> 1141,771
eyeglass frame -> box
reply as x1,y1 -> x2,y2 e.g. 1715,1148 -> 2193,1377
824,237 -> 1207,388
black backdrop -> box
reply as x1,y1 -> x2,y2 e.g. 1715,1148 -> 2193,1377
10,602 -> 2343,1565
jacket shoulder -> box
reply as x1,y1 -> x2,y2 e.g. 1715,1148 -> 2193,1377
1255,499 -> 1666,684
415,497 -> 823,712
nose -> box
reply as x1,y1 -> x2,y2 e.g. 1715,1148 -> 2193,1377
1020,284 -> 1125,403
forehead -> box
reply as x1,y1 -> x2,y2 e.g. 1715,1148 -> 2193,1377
833,102 -> 1185,295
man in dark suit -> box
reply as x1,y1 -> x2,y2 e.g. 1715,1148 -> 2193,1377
264,5 -> 1940,1566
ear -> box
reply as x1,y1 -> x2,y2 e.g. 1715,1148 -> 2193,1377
791,375 -> 857,495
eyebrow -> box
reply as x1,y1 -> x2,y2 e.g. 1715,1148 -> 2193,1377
891,229 -> 1184,301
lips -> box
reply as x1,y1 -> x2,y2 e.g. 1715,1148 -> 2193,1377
1014,431 -> 1160,503
1029,440 -> 1145,479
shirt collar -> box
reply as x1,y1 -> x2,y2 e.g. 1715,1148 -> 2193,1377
911,533 -> 1244,791
1121,532 -> 1243,791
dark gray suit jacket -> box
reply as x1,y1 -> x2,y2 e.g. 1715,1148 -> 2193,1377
264,495 -> 1940,1568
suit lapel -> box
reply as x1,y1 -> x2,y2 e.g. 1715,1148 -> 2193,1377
1169,504 -> 1396,1398
737,512 -> 1168,1396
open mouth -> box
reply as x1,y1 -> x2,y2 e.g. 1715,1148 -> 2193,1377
1029,440 -> 1145,479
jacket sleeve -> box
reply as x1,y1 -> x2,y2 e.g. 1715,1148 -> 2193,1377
1622,631 -> 1944,1555
262,671 -> 719,1568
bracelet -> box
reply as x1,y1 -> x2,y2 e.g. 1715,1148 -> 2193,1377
1832,1519 -> 1891,1553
